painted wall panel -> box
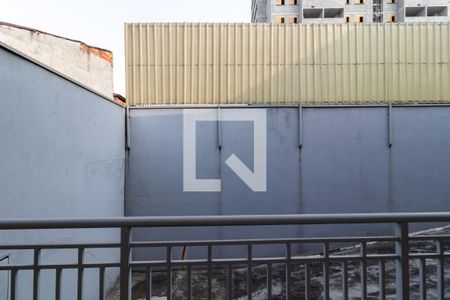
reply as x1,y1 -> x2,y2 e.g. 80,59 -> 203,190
0,47 -> 125,299
391,107 -> 450,213
125,23 -> 450,106
300,107 -> 391,239
126,109 -> 222,260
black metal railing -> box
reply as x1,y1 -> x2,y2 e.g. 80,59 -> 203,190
0,212 -> 449,299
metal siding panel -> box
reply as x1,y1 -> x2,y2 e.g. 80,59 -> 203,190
125,23 -> 450,106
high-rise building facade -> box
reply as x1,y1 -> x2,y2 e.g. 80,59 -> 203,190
251,0 -> 449,24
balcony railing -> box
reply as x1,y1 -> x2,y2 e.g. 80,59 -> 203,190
0,212 -> 450,299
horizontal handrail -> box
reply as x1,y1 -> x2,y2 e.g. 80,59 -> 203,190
131,235 -> 400,247
0,212 -> 449,229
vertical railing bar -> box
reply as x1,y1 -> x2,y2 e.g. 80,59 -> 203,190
360,241 -> 367,300
286,242 -> 291,300
305,262 -> 311,300
120,227 -> 131,300
167,246 -> 172,300
267,263 -> 272,299
388,102 -> 393,148
418,258 -> 426,300
55,268 -> 62,300
207,244 -> 212,300
323,242 -> 330,300
10,269 -> 17,300
298,104 -> 303,149
227,264 -> 233,300
33,248 -> 40,300
248,243 -> 253,300
77,247 -> 84,300
395,222 -> 409,300
217,105 -> 222,150
145,266 -> 152,300
342,261 -> 348,300
436,240 -> 445,300
99,267 -> 105,300
379,260 -> 386,300
187,265 -> 192,300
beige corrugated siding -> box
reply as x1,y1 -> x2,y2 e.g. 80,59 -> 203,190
125,23 -> 450,106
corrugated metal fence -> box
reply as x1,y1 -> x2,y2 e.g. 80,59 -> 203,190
125,23 -> 450,106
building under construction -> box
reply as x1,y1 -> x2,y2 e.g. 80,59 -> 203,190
251,0 -> 449,24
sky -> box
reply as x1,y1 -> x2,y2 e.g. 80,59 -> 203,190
0,0 -> 251,95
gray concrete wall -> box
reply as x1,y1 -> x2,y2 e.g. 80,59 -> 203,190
0,46 -> 125,299
252,0 -> 269,22
126,106 -> 450,258
382,2 -> 398,22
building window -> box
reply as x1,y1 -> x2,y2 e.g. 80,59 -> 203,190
303,8 -> 323,19
355,15 -> 364,22
345,16 -> 350,23
387,14 -> 395,22
290,16 -> 298,23
346,0 -> 350,4
354,0 -> 364,4
427,6 -> 447,17
405,7 -> 426,17
387,0 -> 395,3
276,0 -> 285,5
325,8 -> 344,18
289,0 -> 297,5
276,16 -> 285,23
